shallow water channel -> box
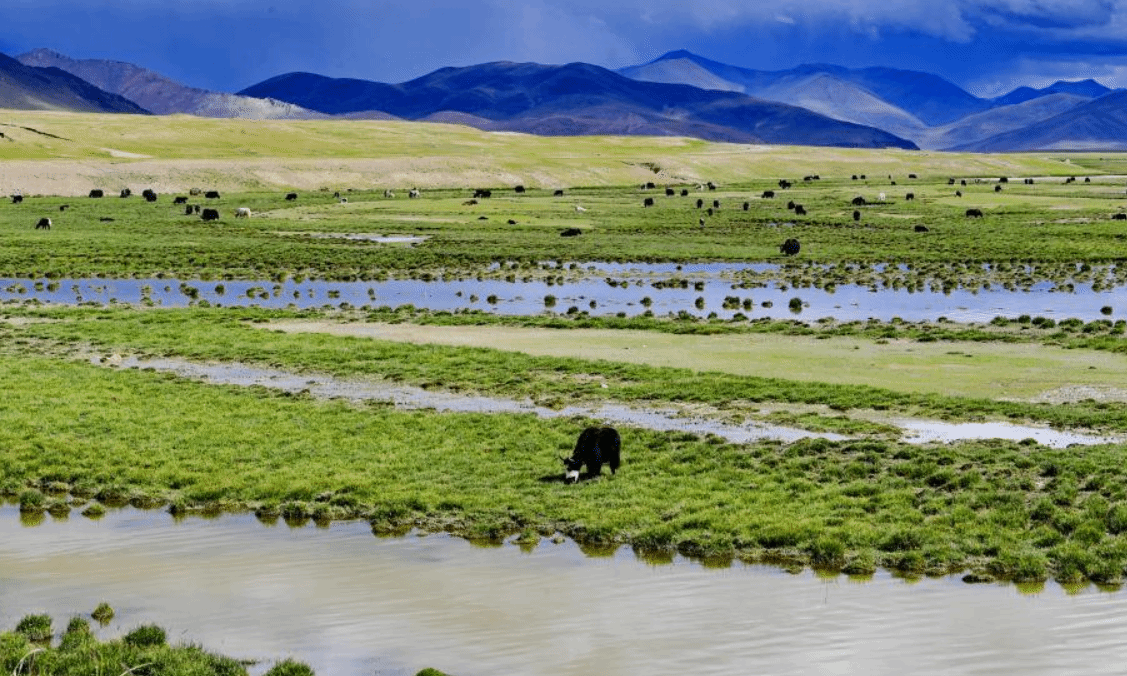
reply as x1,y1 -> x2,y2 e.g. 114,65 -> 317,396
106,355 -> 1120,448
3,261 -> 1126,322
4,505 -> 1127,676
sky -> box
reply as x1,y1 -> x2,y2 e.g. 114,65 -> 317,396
3,0 -> 1127,97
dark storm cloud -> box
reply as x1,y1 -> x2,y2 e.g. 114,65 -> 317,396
4,0 -> 1127,93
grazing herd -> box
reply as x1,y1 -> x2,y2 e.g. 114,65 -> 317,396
5,175 -> 1125,256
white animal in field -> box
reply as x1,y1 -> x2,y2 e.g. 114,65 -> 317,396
383,190 -> 395,198
235,207 -> 252,218
879,192 -> 886,202
340,198 -> 348,203
575,205 -> 587,213
408,188 -> 420,198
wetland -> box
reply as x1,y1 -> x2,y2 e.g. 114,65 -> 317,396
4,112 -> 1127,672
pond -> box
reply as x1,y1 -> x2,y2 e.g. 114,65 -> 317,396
4,505 -> 1127,676
2,264 -> 1124,322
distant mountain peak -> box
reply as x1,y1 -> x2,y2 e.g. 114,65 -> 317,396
651,49 -> 700,62
16,48 -> 326,119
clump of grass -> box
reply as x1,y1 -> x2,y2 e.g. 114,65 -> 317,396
81,503 -> 106,519
987,549 -> 1049,583
18,489 -> 45,513
123,623 -> 167,648
264,658 -> 317,676
809,535 -> 846,569
91,602 -> 114,623
58,617 -> 95,651
46,499 -> 70,517
14,614 -> 52,642
64,616 -> 91,636
842,549 -> 877,576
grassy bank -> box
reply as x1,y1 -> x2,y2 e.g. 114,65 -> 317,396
6,306 -> 1127,430
1,307 -> 1127,584
1,611 -> 287,676
0,611 -> 449,675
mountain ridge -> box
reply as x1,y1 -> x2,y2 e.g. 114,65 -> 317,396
16,48 -> 326,119
239,60 -> 919,149
0,51 -> 149,114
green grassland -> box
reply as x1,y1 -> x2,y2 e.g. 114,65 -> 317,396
0,108 -> 1111,189
3,110 -> 1127,585
0,173 -> 1126,282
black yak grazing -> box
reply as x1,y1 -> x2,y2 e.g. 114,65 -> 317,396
561,427 -> 621,484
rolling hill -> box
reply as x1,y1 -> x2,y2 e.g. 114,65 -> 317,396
0,51 -> 148,114
952,91 -> 1127,152
16,48 -> 325,119
991,79 -> 1113,107
619,50 -> 990,128
6,45 -> 1124,152
238,61 -> 918,149
618,50 -> 1121,151
924,93 -> 1092,150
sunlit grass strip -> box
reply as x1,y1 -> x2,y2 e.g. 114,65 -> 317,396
8,306 -> 1127,431
3,347 -> 1127,582
4,178 -> 1127,281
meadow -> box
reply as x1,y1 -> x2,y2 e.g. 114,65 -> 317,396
3,110 -> 1127,586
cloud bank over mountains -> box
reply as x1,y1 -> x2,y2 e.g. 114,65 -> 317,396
3,0 -> 1127,96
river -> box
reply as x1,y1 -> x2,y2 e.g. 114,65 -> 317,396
3,506 -> 1127,676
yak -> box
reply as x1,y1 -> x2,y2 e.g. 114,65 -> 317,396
561,426 -> 621,484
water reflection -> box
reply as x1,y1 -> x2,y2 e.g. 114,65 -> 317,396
4,506 -> 1127,676
895,419 -> 1123,447
2,266 -> 1125,322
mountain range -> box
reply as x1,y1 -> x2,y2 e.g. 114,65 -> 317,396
0,51 -> 146,114
237,61 -> 916,148
3,47 -> 1126,152
17,49 -> 325,119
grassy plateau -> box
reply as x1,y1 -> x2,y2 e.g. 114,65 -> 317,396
2,109 -> 1127,588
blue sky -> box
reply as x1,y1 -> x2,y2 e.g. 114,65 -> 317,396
3,0 -> 1127,97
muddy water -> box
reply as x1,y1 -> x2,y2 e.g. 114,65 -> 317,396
106,355 -> 1122,447
4,506 -> 1127,676
3,270 -> 1125,322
